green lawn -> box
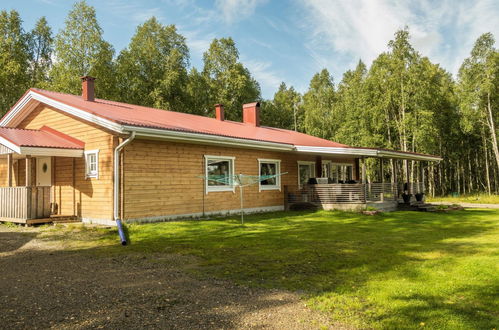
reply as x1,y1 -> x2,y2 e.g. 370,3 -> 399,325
41,210 -> 499,329
427,193 -> 499,204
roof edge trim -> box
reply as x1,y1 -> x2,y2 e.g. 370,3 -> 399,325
124,125 -> 295,152
295,146 -> 442,161
0,90 -> 124,134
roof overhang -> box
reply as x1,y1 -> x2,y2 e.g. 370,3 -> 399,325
0,131 -> 84,158
0,90 -> 124,133
294,146 -> 442,161
125,125 -> 295,152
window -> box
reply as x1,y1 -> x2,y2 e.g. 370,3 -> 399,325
297,161 -> 316,187
84,150 -> 99,179
258,159 -> 281,191
329,163 -> 353,183
204,155 -> 235,193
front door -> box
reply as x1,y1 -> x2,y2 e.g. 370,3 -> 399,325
36,157 -> 51,186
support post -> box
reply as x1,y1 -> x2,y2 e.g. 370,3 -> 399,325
379,158 -> 384,201
405,159 -> 411,195
7,154 -> 13,187
393,159 -> 398,199
316,156 -> 322,178
420,161 -> 425,193
361,158 -> 367,203
25,156 -> 32,186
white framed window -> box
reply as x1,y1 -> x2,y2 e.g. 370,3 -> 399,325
204,155 -> 235,193
258,159 -> 281,191
84,149 -> 99,179
297,161 -> 316,187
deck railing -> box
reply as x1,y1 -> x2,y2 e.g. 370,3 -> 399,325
284,182 -> 423,207
0,186 -> 51,220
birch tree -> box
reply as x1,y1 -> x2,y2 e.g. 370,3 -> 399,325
49,1 -> 115,98
458,33 -> 499,177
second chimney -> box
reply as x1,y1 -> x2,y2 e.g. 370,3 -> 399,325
80,76 -> 96,102
215,104 -> 224,121
242,102 -> 260,126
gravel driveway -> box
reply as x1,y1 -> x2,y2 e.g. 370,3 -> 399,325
0,226 -> 339,329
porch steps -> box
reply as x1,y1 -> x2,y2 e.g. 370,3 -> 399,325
49,215 -> 79,224
397,201 -> 437,212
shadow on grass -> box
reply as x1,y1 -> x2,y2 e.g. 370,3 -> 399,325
4,209 -> 498,328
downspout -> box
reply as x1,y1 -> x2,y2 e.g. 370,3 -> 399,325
114,131 -> 136,245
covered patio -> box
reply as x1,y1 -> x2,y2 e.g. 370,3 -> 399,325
285,147 -> 442,211
0,126 -> 84,224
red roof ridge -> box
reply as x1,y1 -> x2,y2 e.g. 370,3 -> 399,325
40,126 -> 85,148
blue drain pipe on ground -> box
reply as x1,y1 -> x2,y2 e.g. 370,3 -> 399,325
116,219 -> 127,246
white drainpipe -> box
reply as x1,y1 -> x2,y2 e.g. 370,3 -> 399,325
113,132 -> 136,221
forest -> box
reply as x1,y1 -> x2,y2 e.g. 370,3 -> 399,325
0,1 -> 498,196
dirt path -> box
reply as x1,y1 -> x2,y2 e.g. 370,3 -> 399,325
430,202 -> 499,209
0,226 -> 339,329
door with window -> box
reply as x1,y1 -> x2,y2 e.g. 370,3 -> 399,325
36,157 -> 51,186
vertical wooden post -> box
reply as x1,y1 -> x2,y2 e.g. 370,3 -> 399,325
406,159 -> 411,194
361,158 -> 367,203
355,158 -> 360,181
420,161 -> 425,193
7,154 -> 13,187
379,158 -> 384,202
315,156 -> 322,178
393,159 -> 398,199
25,156 -> 32,186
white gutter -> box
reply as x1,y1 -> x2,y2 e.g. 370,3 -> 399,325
113,132 -> 136,221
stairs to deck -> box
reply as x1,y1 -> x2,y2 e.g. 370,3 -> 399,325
397,201 -> 437,212
49,215 -> 80,224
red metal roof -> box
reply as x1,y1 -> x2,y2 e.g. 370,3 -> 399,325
27,89 -> 349,148
0,126 -> 84,149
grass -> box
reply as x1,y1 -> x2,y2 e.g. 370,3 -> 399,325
427,193 -> 499,204
16,209 -> 499,329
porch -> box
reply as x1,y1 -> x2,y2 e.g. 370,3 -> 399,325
0,126 -> 84,224
284,182 -> 425,211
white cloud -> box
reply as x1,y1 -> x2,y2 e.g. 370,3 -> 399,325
215,0 -> 267,24
105,0 -> 165,24
299,0 -> 499,76
242,58 -> 282,98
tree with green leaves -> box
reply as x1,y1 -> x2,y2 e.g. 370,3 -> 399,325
202,37 -> 260,120
115,17 -> 190,111
0,10 -> 30,115
302,69 -> 336,138
27,17 -> 52,87
185,67 -> 210,115
49,1 -> 115,98
458,33 -> 499,178
261,82 -> 301,130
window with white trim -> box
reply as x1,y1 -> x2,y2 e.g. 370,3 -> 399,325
297,161 -> 316,187
84,149 -> 99,179
205,155 -> 235,193
258,159 -> 281,191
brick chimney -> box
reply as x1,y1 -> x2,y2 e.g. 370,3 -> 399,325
214,104 -> 224,121
80,76 -> 96,102
242,102 -> 260,126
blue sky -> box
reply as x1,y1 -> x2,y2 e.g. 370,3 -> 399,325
2,0 -> 499,98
